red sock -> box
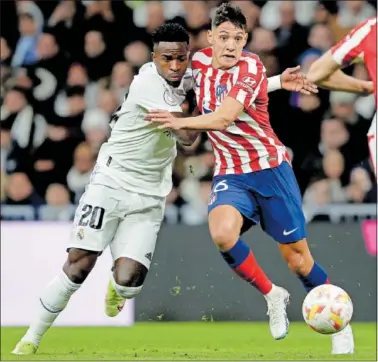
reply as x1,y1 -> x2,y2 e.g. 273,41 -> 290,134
221,238 -> 273,295
233,251 -> 273,295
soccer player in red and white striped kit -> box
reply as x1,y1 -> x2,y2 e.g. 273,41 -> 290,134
146,3 -> 373,355
307,16 -> 377,177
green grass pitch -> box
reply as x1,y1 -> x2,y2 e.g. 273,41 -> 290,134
1,322 -> 377,360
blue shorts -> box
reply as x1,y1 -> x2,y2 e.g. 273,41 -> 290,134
208,162 -> 307,244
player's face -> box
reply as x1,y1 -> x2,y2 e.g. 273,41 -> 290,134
207,21 -> 248,70
153,42 -> 189,87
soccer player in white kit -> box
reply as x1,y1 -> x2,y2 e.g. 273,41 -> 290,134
12,23 -> 197,355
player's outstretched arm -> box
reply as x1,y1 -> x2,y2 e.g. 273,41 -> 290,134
145,96 -> 244,131
145,65 -> 317,131
268,66 -> 318,95
317,70 -> 373,94
170,112 -> 200,146
306,51 -> 373,94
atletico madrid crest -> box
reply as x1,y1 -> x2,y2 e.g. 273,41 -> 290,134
216,84 -> 227,103
208,192 -> 217,205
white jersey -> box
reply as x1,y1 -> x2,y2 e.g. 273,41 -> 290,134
96,62 -> 193,197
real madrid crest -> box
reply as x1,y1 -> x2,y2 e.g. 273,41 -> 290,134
163,90 -> 177,106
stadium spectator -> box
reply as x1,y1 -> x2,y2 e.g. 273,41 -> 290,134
0,0 -> 376,221
4,172 -> 44,206
11,11 -> 40,68
81,108 -> 110,155
274,1 -> 310,71
109,61 -> 134,104
82,30 -> 114,82
123,41 -> 151,69
67,142 -> 95,203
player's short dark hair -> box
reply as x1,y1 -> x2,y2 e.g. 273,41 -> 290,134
152,23 -> 190,46
212,2 -> 247,30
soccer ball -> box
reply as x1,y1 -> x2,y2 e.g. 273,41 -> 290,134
302,284 -> 353,335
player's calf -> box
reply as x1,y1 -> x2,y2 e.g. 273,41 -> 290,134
12,249 -> 99,354
63,247 -> 99,283
105,257 -> 147,317
209,205 -> 273,295
278,239 -> 329,291
279,239 -> 355,354
209,205 -> 289,339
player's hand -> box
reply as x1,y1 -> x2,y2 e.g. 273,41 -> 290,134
280,65 -> 318,95
144,110 -> 182,130
361,81 -> 374,94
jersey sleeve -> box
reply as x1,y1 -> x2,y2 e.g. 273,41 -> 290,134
227,59 -> 264,109
331,17 -> 375,66
130,74 -> 183,113
182,68 -> 195,93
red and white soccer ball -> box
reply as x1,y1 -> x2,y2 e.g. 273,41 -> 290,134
302,284 -> 353,335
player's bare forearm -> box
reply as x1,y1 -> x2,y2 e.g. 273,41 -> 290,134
180,113 -> 228,131
306,51 -> 340,83
314,70 -> 373,94
171,111 -> 200,144
306,52 -> 372,93
181,97 -> 243,131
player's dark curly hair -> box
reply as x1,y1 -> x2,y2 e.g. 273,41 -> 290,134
212,2 -> 247,30
152,23 -> 190,45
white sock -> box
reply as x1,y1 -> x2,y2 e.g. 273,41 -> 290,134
110,274 -> 142,299
21,271 -> 81,345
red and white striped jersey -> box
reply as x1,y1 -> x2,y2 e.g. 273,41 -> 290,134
191,47 -> 290,176
331,16 -> 377,101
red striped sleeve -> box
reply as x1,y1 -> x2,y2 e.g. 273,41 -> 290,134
331,17 -> 377,66
227,57 -> 264,109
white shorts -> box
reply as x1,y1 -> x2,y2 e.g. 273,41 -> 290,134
367,112 -> 377,178
68,170 -> 165,269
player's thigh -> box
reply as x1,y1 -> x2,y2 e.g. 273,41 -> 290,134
256,162 -> 307,244
69,183 -> 121,253
208,175 -> 259,243
110,194 -> 165,269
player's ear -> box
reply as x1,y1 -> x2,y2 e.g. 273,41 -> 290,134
207,30 -> 213,45
242,32 -> 248,47
151,52 -> 156,61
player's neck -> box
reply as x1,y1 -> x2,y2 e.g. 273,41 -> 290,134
211,59 -> 228,71
211,58 -> 233,71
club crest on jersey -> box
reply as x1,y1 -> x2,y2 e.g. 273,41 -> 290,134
163,90 -> 177,106
208,192 -> 217,205
216,84 -> 227,102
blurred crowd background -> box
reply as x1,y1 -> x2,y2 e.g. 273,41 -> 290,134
1,0 -> 377,224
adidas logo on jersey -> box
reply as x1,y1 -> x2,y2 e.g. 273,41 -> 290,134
145,252 -> 153,261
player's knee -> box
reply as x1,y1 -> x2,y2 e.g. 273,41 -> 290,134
209,208 -> 242,250
209,222 -> 240,250
113,262 -> 145,299
63,248 -> 98,284
113,257 -> 148,289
